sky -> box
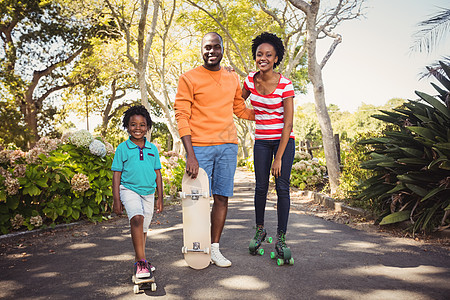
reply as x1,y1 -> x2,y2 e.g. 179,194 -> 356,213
298,0 -> 450,112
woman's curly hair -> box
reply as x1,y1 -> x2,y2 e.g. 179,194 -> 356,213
122,105 -> 152,130
251,32 -> 285,69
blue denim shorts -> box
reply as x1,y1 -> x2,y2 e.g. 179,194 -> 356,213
119,185 -> 154,232
193,143 -> 238,197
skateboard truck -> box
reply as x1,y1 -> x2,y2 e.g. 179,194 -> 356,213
179,189 -> 208,200
181,242 -> 210,254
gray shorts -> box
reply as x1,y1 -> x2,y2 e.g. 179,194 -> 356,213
119,185 -> 154,232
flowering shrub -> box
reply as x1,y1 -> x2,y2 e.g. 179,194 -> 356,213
160,150 -> 185,197
0,130 -> 114,234
0,130 -> 188,234
290,151 -> 327,190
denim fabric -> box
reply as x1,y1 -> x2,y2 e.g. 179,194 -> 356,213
253,138 -> 295,233
193,143 -> 238,197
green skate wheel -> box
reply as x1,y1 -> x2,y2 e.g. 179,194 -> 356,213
283,248 -> 291,260
289,257 -> 294,265
277,258 -> 284,266
267,237 -> 273,243
258,248 -> 264,256
270,251 -> 276,259
249,239 -> 257,252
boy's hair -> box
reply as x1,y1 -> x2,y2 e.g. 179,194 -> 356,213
122,105 -> 152,129
251,32 -> 285,69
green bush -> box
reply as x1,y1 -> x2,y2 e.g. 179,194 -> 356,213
160,150 -> 185,198
336,133 -> 379,210
0,131 -> 115,234
357,61 -> 450,233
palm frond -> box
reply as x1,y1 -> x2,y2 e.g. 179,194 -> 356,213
410,7 -> 450,54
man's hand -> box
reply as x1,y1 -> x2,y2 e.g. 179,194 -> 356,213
185,153 -> 199,179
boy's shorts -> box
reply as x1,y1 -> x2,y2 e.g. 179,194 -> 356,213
193,143 -> 238,197
120,185 -> 154,232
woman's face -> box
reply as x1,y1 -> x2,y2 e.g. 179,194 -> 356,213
255,43 -> 278,71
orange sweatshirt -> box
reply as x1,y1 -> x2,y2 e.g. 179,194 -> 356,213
175,66 -> 255,146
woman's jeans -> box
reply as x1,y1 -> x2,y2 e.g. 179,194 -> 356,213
253,138 -> 295,234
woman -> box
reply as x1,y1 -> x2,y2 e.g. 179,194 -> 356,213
242,32 -> 295,263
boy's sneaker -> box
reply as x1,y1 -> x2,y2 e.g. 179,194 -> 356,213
210,243 -> 231,267
148,261 -> 156,272
134,259 -> 151,279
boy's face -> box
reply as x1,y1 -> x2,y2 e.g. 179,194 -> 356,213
127,115 -> 148,141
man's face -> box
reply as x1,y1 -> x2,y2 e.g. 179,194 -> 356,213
201,34 -> 223,70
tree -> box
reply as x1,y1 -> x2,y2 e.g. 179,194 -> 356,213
0,0 -> 109,147
287,0 -> 365,194
183,0 -> 310,157
410,7 -> 450,78
105,0 -> 163,138
63,39 -> 138,136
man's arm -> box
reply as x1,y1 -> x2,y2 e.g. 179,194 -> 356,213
181,135 -> 199,179
174,74 -> 199,179
234,75 -> 255,121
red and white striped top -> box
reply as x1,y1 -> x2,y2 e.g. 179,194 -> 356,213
244,72 -> 295,140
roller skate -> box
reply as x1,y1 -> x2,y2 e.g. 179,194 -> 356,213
270,231 -> 294,266
248,225 -> 272,256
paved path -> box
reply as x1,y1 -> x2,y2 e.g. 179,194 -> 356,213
1,168 -> 449,299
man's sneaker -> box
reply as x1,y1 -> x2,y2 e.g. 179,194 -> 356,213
210,244 -> 231,267
134,259 -> 151,279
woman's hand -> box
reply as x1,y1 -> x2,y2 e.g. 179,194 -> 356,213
271,158 -> 282,178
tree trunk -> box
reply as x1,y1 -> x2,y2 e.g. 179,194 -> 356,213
290,0 -> 341,194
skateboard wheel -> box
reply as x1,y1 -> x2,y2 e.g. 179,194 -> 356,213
267,237 -> 273,243
258,248 -> 264,256
133,284 -> 139,294
181,246 -> 188,254
289,257 -> 294,265
151,283 -> 157,291
204,247 -> 210,254
277,258 -> 284,266
270,252 -> 276,259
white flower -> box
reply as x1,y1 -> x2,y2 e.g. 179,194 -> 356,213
10,214 -> 24,229
69,130 -> 94,148
30,215 -> 43,227
89,140 -> 107,158
71,173 -> 90,192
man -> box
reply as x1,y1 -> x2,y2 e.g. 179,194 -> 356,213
174,32 -> 254,267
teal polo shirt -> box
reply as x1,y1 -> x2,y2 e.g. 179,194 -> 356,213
111,138 -> 162,196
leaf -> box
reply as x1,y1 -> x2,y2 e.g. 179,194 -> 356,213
23,185 -> 41,196
405,183 -> 428,197
379,210 -> 411,225
415,91 -> 450,118
6,198 -> 19,210
397,158 -> 428,165
407,126 -> 436,140
421,186 -> 446,202
439,160 -> 450,170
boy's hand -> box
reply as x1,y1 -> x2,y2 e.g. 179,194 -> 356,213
156,198 -> 163,213
113,199 -> 123,216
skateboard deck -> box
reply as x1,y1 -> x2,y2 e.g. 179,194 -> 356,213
131,275 -> 156,293
180,168 -> 211,269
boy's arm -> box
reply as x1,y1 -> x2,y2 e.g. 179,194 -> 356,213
112,171 -> 123,215
155,169 -> 164,213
